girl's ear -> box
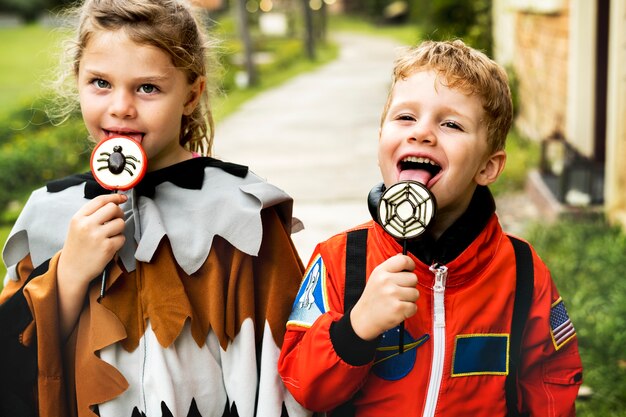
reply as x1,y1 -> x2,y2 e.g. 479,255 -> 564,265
183,76 -> 206,116
475,150 -> 507,186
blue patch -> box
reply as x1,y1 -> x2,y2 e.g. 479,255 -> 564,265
452,334 -> 509,377
372,327 -> 429,381
287,255 -> 328,327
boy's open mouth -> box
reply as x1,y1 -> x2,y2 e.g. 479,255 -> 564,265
398,156 -> 442,186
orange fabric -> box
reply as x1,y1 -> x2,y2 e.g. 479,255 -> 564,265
21,252 -> 69,417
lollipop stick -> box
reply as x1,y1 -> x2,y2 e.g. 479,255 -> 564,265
99,268 -> 109,300
99,190 -> 119,300
399,239 -> 408,353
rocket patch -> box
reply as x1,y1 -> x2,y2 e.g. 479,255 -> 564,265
287,255 -> 329,328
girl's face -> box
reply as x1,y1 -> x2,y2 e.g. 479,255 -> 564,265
378,70 -> 506,234
77,30 -> 204,171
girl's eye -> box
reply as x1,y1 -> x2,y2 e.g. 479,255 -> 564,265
397,114 -> 415,121
93,79 -> 110,89
139,84 -> 159,94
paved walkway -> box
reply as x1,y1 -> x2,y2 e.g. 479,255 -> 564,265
213,33 -> 536,262
214,33 -> 402,260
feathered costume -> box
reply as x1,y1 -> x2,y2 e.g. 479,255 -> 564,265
0,157 -> 311,417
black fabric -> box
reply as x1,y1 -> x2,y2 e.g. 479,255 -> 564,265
367,182 -> 385,223
344,229 -> 368,310
506,236 -> 534,417
0,259 -> 51,417
329,313 -> 378,367
46,157 -> 249,199
330,229 -> 378,367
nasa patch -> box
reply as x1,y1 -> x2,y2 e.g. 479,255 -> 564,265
372,328 -> 429,381
287,255 -> 329,328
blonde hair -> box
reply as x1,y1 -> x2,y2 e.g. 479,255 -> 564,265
52,0 -> 217,155
381,39 -> 513,153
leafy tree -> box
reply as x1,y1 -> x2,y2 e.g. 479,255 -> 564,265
411,0 -> 493,55
0,0 -> 74,22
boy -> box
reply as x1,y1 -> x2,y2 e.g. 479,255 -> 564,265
278,40 -> 583,416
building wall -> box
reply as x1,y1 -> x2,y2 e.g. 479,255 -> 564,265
605,0 -> 626,227
513,4 -> 570,141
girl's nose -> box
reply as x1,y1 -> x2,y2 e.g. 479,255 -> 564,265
109,90 -> 137,119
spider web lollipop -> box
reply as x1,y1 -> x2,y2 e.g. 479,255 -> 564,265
90,136 -> 147,191
90,136 -> 147,298
378,180 -> 436,243
377,180 -> 436,353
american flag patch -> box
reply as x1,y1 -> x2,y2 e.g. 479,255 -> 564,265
550,297 -> 576,350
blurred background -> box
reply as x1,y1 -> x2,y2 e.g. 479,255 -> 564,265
0,0 -> 624,415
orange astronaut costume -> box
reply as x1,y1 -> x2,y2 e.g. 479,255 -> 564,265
279,187 -> 582,417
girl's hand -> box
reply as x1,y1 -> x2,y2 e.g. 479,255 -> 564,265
350,254 -> 419,341
57,193 -> 127,338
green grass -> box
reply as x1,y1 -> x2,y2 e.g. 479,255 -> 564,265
528,218 -> 626,416
328,14 -> 421,45
0,25 -> 68,116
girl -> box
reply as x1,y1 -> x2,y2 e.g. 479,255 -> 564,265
0,1 -> 309,416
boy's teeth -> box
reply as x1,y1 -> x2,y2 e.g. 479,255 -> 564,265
402,156 -> 437,165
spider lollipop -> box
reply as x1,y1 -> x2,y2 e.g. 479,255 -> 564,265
90,136 -> 148,191
90,136 -> 147,298
376,180 -> 437,353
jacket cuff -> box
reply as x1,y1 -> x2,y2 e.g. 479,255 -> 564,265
329,311 -> 378,366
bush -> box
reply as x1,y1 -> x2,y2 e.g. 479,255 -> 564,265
527,217 -> 626,416
0,111 -> 89,213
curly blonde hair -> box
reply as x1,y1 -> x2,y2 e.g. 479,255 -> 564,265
52,0 -> 217,155
381,39 -> 513,153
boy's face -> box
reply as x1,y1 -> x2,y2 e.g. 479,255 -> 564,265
378,70 -> 505,224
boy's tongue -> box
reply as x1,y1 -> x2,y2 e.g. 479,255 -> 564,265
399,168 -> 432,186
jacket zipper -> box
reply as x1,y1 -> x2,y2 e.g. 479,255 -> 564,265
423,263 -> 448,417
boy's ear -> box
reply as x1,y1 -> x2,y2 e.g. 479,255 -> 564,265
183,76 -> 206,116
475,150 -> 507,186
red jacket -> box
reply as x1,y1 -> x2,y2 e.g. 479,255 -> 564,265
278,216 -> 582,416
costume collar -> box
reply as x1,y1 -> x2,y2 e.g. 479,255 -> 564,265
406,185 -> 495,265
46,157 -> 248,199
368,184 -> 496,265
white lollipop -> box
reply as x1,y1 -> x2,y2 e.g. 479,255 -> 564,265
378,180 -> 436,241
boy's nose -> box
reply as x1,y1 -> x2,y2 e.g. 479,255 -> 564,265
409,120 -> 436,145
109,90 -> 137,119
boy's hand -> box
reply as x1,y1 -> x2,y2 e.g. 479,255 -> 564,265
350,254 -> 419,341
58,193 -> 128,291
